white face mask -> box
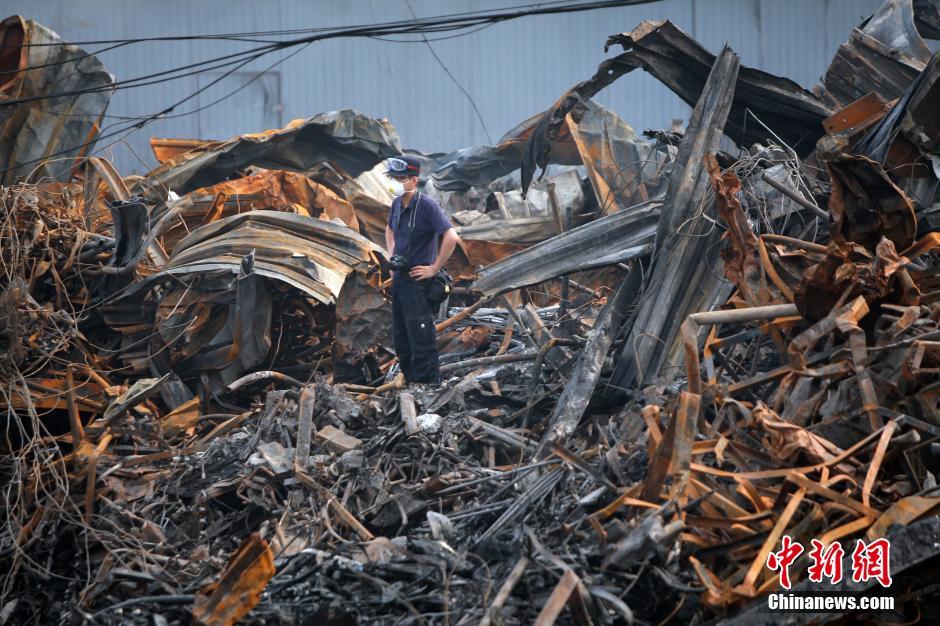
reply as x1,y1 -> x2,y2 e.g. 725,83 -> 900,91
388,178 -> 406,197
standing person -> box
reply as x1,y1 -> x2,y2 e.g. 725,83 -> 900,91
384,156 -> 460,385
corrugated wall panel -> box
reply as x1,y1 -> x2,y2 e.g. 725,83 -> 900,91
3,0 -> 886,174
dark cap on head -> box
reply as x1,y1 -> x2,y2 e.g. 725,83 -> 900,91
385,155 -> 421,177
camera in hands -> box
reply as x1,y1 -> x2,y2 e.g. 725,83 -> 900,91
388,254 -> 410,272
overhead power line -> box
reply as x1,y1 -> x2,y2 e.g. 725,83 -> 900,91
1,0 -> 663,106
0,0 -> 664,177
4,0 -> 660,48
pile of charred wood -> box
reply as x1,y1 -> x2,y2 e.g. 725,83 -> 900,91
2,1 -> 940,624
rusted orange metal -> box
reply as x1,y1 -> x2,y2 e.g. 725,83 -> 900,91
192,533 -> 275,626
149,137 -> 218,163
158,169 -> 360,252
822,92 -> 891,135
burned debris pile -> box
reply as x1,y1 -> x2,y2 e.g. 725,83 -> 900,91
3,1 -> 940,624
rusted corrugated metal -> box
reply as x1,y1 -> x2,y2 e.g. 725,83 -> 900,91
162,210 -> 383,304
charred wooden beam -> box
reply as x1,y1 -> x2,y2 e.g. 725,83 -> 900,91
610,45 -> 741,393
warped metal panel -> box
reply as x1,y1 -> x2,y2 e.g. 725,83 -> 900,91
472,201 -> 660,296
0,15 -> 114,184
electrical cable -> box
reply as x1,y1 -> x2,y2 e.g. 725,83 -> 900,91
364,22 -> 498,43
0,40 -> 132,79
1,42 -> 285,106
6,48 -> 271,180
3,0 -> 660,48
404,0 -> 494,144
91,42 -> 311,155
0,0 -> 662,177
1,0 -> 661,105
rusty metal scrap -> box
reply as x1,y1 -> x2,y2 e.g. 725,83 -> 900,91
101,210 -> 386,394
308,161 -> 393,245
433,100 -> 670,212
150,210 -> 382,303
522,19 -> 832,186
851,49 -> 940,205
535,270 -> 639,458
153,168 -> 362,251
192,533 -> 275,626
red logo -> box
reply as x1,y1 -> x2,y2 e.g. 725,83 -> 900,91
807,539 -> 845,584
766,537 -> 892,589
851,538 -> 892,588
766,535 -> 804,590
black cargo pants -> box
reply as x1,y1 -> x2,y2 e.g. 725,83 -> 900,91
391,275 -> 440,383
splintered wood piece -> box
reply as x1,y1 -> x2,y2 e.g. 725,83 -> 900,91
479,556 -> 528,626
316,425 -> 362,454
533,569 -> 582,626
294,386 -> 316,472
400,391 -> 418,435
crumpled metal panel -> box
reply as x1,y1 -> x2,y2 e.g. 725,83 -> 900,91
565,100 -> 668,214
155,271 -> 274,382
863,0 -> 934,62
828,155 -> 917,253
429,110 -> 575,192
900,51 -> 940,154
332,270 -> 392,382
851,49 -> 940,163
445,239 -> 526,281
289,161 -> 393,248
107,211 -> 383,311
818,0 -> 934,109
457,215 -> 560,245
522,19 -> 831,185
132,110 -> 402,199
431,101 -> 666,216
472,201 -> 660,296
0,15 -> 114,185
102,211 -> 385,391
149,137 -> 221,164
602,21 -> 831,153
794,238 -> 911,323
913,0 -> 940,38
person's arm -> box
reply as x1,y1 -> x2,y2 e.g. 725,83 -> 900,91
409,198 -> 458,280
433,228 -> 459,271
385,199 -> 397,256
385,224 -> 395,256
409,228 -> 459,279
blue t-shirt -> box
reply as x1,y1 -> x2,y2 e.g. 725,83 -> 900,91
388,192 -> 453,267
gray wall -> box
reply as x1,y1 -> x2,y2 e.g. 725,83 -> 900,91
7,0 -> 883,175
